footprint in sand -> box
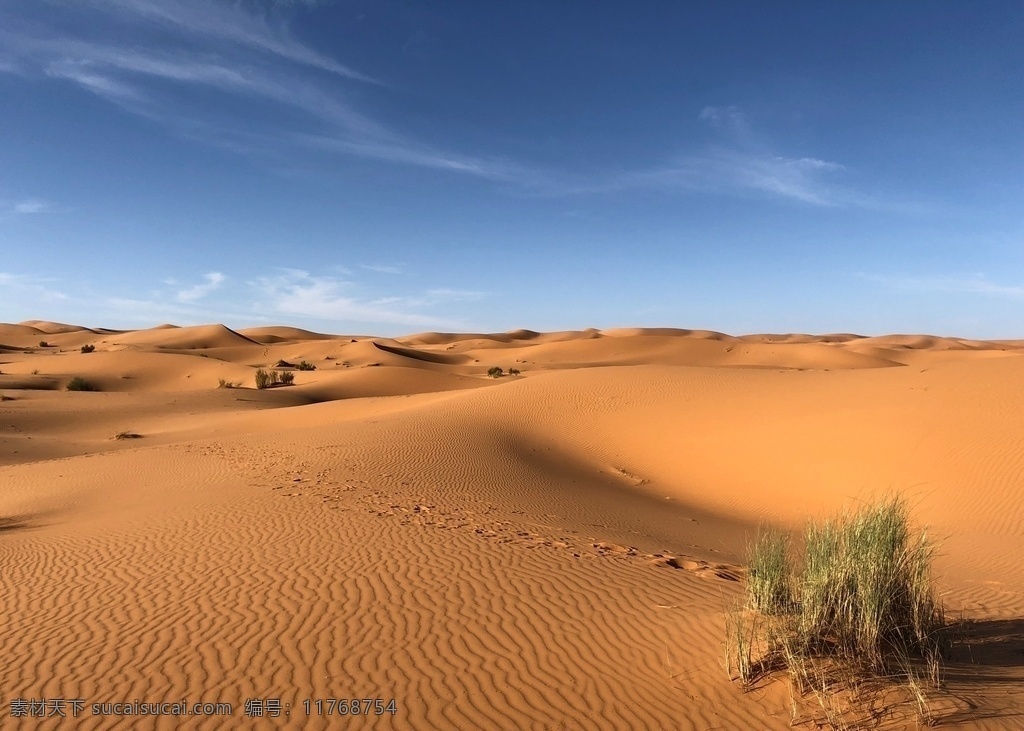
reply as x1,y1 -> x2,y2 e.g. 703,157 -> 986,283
592,542 -> 640,556
654,555 -> 743,582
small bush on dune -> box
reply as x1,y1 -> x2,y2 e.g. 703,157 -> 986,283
509,367 -> 521,376
114,430 -> 142,440
727,496 -> 949,728
81,344 -> 95,353
269,369 -> 282,386
66,376 -> 98,392
255,369 -> 271,390
487,366 -> 504,378
280,371 -> 295,385
218,378 -> 239,389
39,341 -> 50,348
296,361 -> 316,371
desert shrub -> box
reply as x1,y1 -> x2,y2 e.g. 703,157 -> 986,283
217,378 -> 239,389
39,340 -> 49,347
81,344 -> 95,353
269,369 -> 282,386
487,366 -> 504,378
114,431 -> 142,440
280,371 -> 295,385
31,369 -> 39,375
255,369 -> 271,390
509,367 -> 521,376
296,361 -> 316,371
66,376 -> 98,392
727,496 -> 948,727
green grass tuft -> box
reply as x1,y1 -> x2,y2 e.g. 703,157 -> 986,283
727,495 -> 949,728
747,530 -> 792,615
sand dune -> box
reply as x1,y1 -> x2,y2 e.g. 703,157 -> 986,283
17,319 -> 97,334
237,325 -> 340,343
1,322 -> 1022,729
95,323 -> 261,350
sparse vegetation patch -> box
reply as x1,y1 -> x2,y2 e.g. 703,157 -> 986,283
726,496 -> 951,728
114,431 -> 142,440
255,368 -> 294,389
487,366 -> 504,378
255,369 -> 271,390
66,376 -> 98,392
296,361 -> 316,371
81,344 -> 95,353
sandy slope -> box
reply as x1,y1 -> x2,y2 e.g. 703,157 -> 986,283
1,323 -> 1022,729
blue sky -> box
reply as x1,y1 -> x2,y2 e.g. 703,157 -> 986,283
1,1 -> 1022,337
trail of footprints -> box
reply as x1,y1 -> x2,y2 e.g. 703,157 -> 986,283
208,441 -> 746,585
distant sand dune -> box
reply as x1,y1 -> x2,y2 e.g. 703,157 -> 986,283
237,325 -> 340,343
96,323 -> 261,350
17,319 -> 96,335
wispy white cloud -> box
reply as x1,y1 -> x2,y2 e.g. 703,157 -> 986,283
423,288 -> 486,302
293,133 -> 546,188
1,1 -> 390,146
360,264 -> 404,275
45,63 -> 142,101
0,271 -> 68,301
1,264 -> 479,331
699,105 -> 751,138
622,149 -> 847,206
13,198 -> 52,214
863,273 -> 1024,299
176,271 -> 225,302
82,0 -> 376,82
659,108 -> 850,206
0,2 -> 895,208
250,269 -> 471,328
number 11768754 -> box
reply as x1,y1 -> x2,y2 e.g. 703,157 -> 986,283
303,698 -> 398,717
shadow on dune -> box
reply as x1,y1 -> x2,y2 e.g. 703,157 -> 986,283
0,513 -> 48,533
937,618 -> 1024,725
949,617 -> 1024,669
